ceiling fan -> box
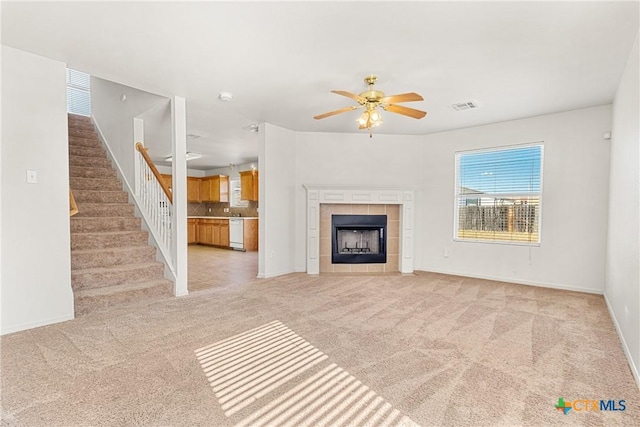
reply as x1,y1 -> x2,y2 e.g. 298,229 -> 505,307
314,75 -> 427,137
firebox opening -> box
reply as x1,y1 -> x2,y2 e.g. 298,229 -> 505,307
331,215 -> 387,264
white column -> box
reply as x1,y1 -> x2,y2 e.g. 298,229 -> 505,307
171,96 -> 188,296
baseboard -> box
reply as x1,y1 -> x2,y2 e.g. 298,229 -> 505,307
1,313 -> 74,336
414,266 -> 604,295
604,293 -> 640,390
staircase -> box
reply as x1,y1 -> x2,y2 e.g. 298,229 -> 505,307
68,114 -> 172,316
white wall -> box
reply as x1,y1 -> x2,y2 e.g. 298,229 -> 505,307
605,33 -> 640,385
90,77 -> 170,189
1,46 -> 74,334
259,124 -> 296,278
156,165 -> 205,178
419,106 -> 612,293
289,107 -> 612,294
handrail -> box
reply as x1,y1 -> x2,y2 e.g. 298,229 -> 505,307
135,142 -> 172,203
69,189 -> 79,217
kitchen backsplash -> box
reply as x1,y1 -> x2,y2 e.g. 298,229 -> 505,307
188,201 -> 259,217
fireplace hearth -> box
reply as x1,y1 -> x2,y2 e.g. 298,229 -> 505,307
332,214 -> 387,264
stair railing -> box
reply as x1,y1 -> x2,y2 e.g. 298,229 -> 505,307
135,142 -> 173,264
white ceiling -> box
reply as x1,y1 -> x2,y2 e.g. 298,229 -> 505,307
2,1 -> 638,169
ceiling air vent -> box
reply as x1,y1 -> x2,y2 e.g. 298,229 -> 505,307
450,100 -> 480,112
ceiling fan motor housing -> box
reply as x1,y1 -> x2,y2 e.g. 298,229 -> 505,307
360,90 -> 385,105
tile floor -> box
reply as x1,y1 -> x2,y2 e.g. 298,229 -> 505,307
188,245 -> 258,292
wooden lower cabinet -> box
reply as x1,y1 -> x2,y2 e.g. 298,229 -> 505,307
219,220 -> 230,247
188,219 -> 198,244
243,219 -> 259,251
193,218 -> 230,247
197,220 -> 214,245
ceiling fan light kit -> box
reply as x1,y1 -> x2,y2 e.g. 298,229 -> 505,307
314,75 -> 427,138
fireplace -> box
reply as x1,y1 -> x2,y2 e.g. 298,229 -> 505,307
331,215 -> 387,264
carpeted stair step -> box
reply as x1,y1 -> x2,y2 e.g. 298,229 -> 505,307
69,127 -> 100,139
71,216 -> 141,233
71,246 -> 157,270
73,279 -> 172,316
68,124 -> 96,134
73,203 -> 135,218
69,165 -> 116,179
72,189 -> 129,204
70,176 -> 122,191
69,145 -> 105,158
69,136 -> 102,149
71,262 -> 165,291
71,230 -> 149,250
68,113 -> 92,124
69,154 -> 112,168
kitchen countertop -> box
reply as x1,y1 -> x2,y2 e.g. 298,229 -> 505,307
188,216 -> 259,219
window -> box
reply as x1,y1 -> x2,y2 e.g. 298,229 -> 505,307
230,179 -> 248,208
455,144 -> 543,244
66,68 -> 91,116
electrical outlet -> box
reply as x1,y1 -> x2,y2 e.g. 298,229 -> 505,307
26,170 -> 37,184
208,208 -> 212,213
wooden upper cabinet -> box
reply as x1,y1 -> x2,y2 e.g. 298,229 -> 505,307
200,175 -> 229,202
187,177 -> 200,202
239,170 -> 259,201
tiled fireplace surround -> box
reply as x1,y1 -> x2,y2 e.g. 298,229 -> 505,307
320,204 -> 399,273
305,186 -> 415,275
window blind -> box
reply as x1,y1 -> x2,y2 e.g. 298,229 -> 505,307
66,68 -> 91,116
455,144 -> 543,244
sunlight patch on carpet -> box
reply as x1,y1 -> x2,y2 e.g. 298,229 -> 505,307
195,320 -> 417,426
195,320 -> 328,417
236,362 -> 419,427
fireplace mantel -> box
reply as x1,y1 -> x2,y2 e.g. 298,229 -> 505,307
304,185 -> 415,274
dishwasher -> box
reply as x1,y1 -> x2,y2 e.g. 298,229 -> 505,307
229,218 -> 244,250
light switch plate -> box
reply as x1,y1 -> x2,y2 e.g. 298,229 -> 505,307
26,170 -> 37,184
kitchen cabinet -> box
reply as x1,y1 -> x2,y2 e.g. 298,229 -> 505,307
200,175 -> 229,202
188,219 -> 198,244
195,218 -> 229,247
187,177 -> 201,202
239,170 -> 258,201
218,219 -> 229,247
243,219 -> 259,251
197,219 -> 214,245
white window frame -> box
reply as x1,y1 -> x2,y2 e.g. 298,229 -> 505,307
229,178 -> 249,208
453,143 -> 544,246
66,68 -> 91,116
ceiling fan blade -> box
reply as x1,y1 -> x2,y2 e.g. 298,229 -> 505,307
380,92 -> 424,104
331,90 -> 365,103
384,104 -> 427,119
313,105 -> 358,120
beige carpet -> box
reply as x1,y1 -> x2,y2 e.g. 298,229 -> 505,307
2,271 -> 639,426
